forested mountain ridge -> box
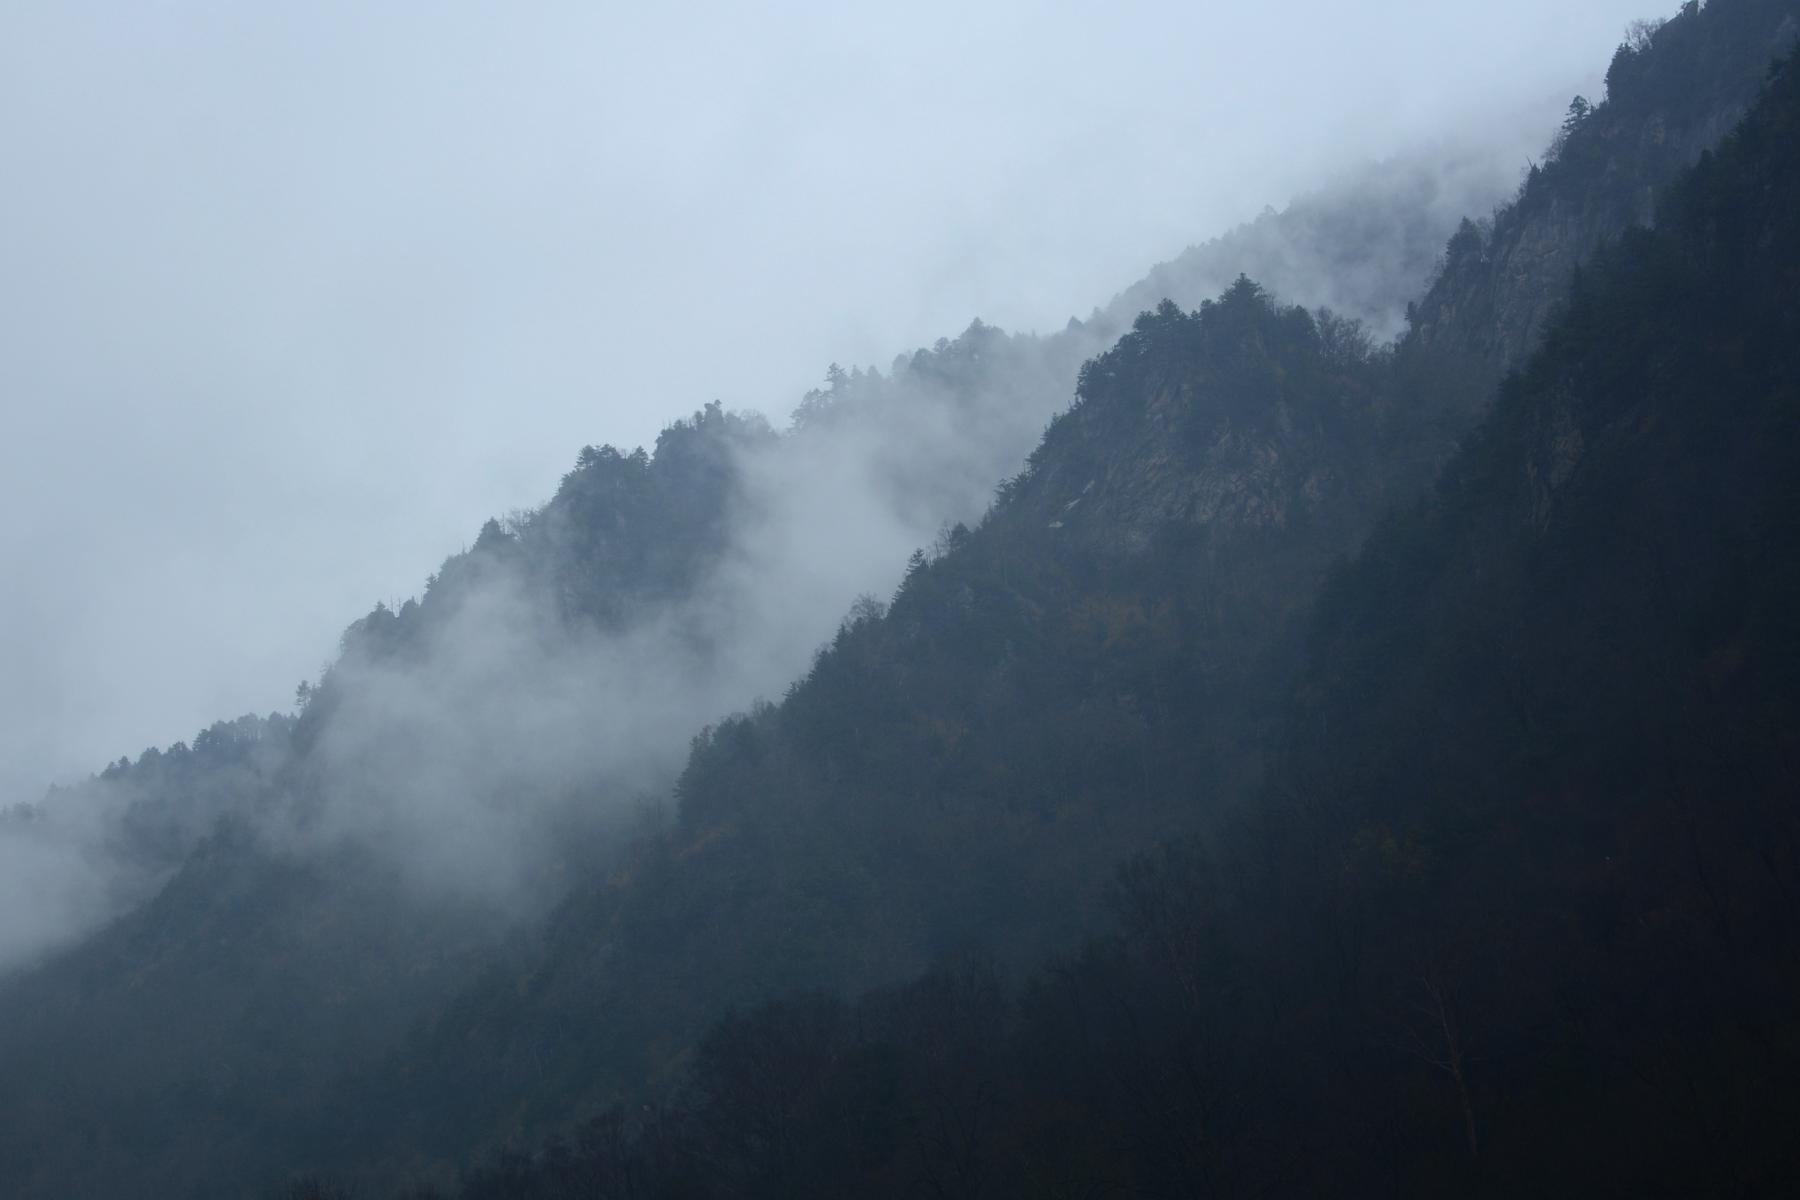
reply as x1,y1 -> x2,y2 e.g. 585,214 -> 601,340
0,405 -> 797,1199
327,281 -> 1406,1179
1403,0 -> 1798,396
1105,150 -> 1532,344
292,5 -> 1800,1188
23,0 -> 1786,943
2,160 -> 1465,960
342,401 -> 773,647
400,38 -> 1800,1198
1,2 -> 1797,1197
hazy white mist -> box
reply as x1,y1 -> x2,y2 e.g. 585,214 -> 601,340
0,1 -> 1666,804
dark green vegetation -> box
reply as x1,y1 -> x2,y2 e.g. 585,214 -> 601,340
330,278 -> 1410,1177
1406,0 -> 1799,388
345,26 -> 1800,1197
3,2 -> 1798,1197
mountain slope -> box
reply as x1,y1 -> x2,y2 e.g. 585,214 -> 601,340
1404,0 -> 1798,397
319,15 -> 1800,1185
1261,45 -> 1800,1190
4,4 -> 1799,1197
307,279 -> 1406,1183
343,9 -> 1800,1194
401,41 -> 1800,1199
0,90 -> 1564,1200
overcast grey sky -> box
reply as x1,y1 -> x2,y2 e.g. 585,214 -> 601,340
0,0 -> 1661,796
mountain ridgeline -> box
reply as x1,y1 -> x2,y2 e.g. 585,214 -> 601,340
400,29 -> 1800,1195
1404,0 -> 1799,393
1,1 -> 1798,1197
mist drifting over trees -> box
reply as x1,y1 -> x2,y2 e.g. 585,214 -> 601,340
3,2 -> 1800,1197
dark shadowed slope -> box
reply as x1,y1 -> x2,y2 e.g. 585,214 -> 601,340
299,14 -> 1800,1184
1404,0 -> 1798,395
332,281 -> 1407,1180
3,4 -> 1798,1197
403,40 -> 1800,1200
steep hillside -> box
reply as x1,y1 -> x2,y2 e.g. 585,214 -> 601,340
1106,149 -> 1528,342
4,5 -> 1797,1197
0,75 -> 1581,1200
329,282 -> 1406,1180
0,835 -> 516,1200
326,10 -> 1800,1192
1259,44 -> 1800,1191
1404,0 -> 1798,397
388,42 -> 1800,1199
0,409 -> 775,1200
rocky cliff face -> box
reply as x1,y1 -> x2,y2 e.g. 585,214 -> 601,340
1030,4 -> 1800,571
1010,289 -> 1386,563
1406,0 -> 1798,392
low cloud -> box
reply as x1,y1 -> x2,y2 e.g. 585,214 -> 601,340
0,70 -> 1616,963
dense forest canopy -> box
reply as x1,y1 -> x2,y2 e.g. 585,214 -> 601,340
405,32 -> 1800,1194
1,2 -> 1798,1197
